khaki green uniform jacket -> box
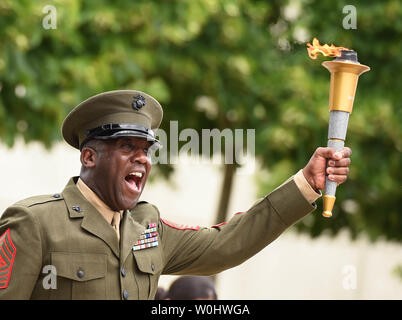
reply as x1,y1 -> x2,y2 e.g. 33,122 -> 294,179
0,176 -> 315,300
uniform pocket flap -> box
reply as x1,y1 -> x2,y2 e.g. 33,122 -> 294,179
51,252 -> 107,282
133,250 -> 162,275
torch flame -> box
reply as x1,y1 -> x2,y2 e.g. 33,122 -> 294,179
307,38 -> 349,59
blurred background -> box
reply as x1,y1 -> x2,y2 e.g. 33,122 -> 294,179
0,0 -> 401,299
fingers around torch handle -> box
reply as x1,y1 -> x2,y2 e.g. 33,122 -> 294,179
327,166 -> 349,176
323,139 -> 345,218
328,157 -> 351,167
327,147 -> 351,183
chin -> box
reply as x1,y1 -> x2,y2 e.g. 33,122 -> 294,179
119,188 -> 145,210
122,199 -> 141,211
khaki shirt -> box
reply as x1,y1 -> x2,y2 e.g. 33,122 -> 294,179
0,175 -> 317,299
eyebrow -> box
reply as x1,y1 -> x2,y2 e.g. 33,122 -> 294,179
119,138 -> 150,148
120,138 -> 132,143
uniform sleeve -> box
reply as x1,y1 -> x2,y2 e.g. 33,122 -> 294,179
293,169 -> 322,203
159,177 -> 316,276
0,206 -> 43,299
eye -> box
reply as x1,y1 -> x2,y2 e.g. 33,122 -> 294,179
120,143 -> 134,151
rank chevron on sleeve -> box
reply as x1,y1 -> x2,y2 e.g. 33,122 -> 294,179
0,229 -> 16,289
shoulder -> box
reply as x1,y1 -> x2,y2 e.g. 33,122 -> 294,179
129,201 -> 159,229
129,200 -> 161,222
133,200 -> 160,213
1,194 -> 65,234
13,193 -> 64,209
3,193 -> 65,221
134,202 -> 202,232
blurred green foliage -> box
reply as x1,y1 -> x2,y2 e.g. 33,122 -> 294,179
0,0 -> 400,241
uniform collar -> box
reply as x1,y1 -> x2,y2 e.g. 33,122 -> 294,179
61,177 -> 146,262
76,178 -> 122,225
61,177 -> 120,258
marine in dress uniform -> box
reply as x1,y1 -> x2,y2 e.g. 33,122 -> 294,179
0,90 -> 350,299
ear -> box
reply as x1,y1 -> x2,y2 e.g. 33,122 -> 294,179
80,147 -> 97,168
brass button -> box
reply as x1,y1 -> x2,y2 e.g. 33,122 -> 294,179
77,270 -> 84,279
151,264 -> 155,272
53,193 -> 60,198
121,267 -> 126,277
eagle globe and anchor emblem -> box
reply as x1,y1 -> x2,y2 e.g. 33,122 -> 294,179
132,94 -> 146,111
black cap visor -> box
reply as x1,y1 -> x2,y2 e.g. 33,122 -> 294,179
80,123 -> 162,151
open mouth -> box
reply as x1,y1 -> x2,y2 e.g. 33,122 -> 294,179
124,171 -> 144,193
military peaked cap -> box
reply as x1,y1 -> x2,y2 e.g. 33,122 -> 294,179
62,90 -> 163,150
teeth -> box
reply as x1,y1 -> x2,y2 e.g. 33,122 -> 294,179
129,172 -> 143,178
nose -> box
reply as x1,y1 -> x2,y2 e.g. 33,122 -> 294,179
130,147 -> 149,164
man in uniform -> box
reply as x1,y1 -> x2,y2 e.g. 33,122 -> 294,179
0,90 -> 351,299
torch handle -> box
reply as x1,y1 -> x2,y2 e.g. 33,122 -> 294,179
323,110 -> 350,217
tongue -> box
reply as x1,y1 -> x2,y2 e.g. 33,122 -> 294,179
125,176 -> 139,191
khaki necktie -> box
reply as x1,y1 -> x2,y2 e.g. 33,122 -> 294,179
111,212 -> 121,241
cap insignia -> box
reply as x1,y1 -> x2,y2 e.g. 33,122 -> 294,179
132,94 -> 146,111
